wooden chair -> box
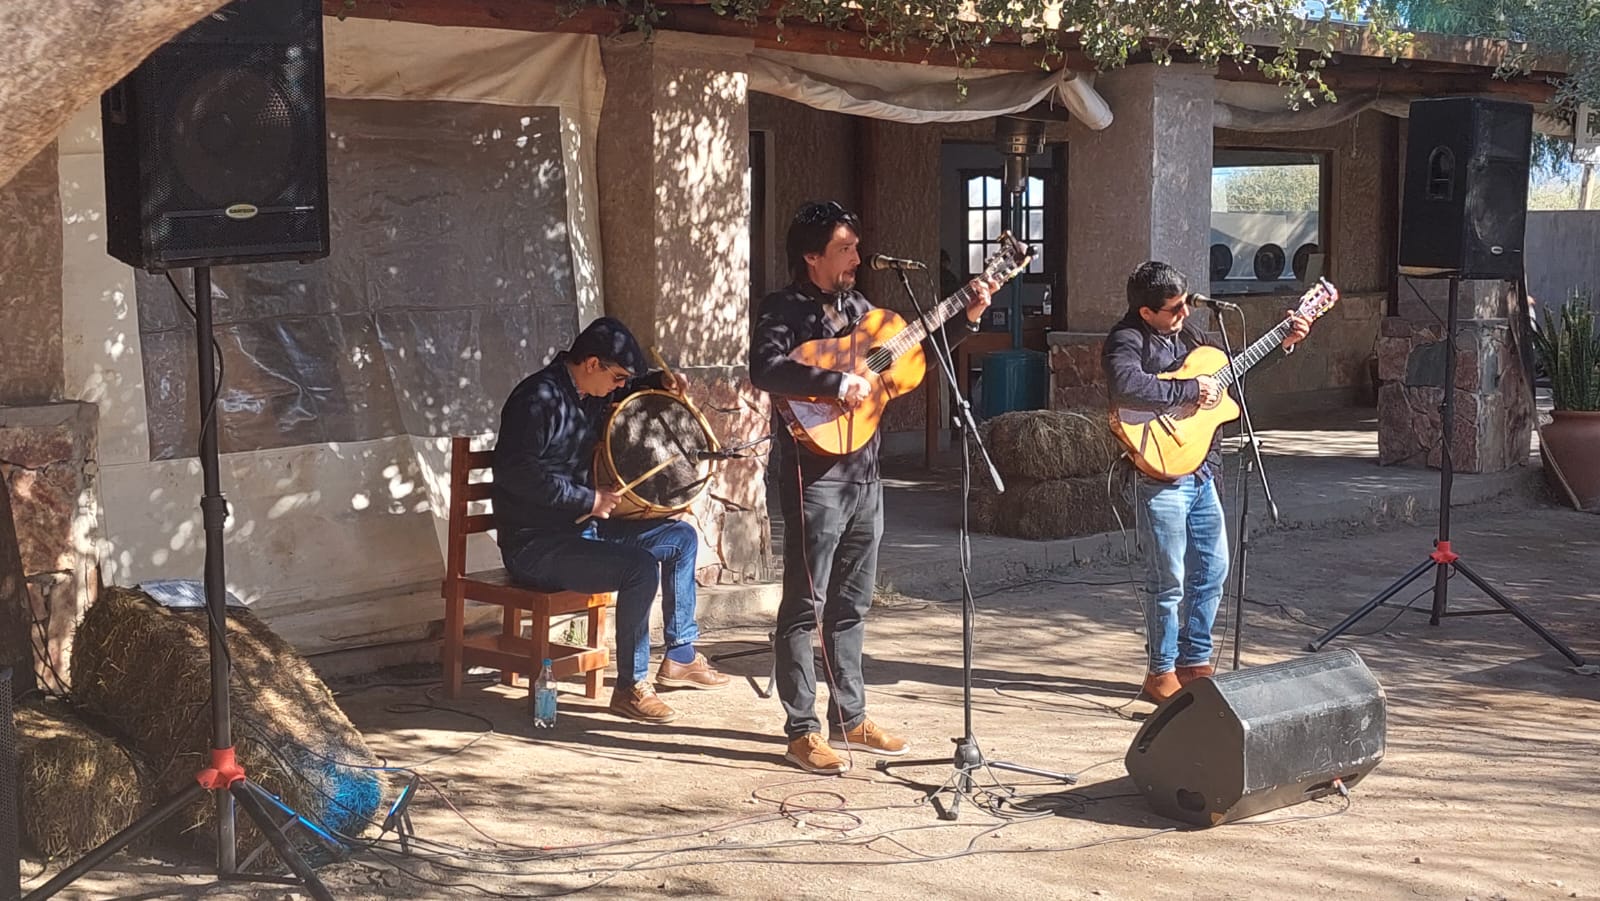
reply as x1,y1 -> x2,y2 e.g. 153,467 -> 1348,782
441,436 -> 611,700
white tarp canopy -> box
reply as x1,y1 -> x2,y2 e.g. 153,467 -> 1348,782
745,47 -> 1113,129
1215,80 -> 1571,136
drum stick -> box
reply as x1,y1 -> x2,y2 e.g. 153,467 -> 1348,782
573,452 -> 685,524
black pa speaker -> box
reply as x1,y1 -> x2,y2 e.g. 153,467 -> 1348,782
1125,649 -> 1386,827
1397,97 -> 1532,280
101,0 -> 329,270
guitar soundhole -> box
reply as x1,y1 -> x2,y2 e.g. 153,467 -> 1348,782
865,347 -> 892,374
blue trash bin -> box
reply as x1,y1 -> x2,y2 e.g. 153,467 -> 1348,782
980,349 -> 1048,416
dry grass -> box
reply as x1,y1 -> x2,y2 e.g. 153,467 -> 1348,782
982,409 -> 1122,482
970,475 -> 1131,539
70,587 -> 384,865
15,702 -> 149,857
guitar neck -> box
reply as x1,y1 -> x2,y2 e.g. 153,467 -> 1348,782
879,289 -> 974,363
1214,318 -> 1296,388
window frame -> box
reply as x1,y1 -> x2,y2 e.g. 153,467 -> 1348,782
1209,147 -> 1333,298
958,167 -> 1052,285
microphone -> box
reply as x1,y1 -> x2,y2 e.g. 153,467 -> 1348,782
868,253 -> 927,272
1189,294 -> 1240,311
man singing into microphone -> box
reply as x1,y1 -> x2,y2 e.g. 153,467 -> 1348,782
1102,261 -> 1312,704
494,316 -> 729,725
749,201 -> 996,774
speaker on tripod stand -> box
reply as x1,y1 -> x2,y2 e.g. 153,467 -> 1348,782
1308,97 -> 1584,667
28,1 -> 336,898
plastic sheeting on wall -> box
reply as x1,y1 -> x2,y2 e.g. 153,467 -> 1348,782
137,100 -> 578,460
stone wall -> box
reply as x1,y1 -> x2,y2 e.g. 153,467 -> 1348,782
1376,315 -> 1533,473
0,143 -> 64,406
0,403 -> 99,690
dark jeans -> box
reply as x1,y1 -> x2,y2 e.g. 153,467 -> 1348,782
775,475 -> 883,739
503,519 -> 700,688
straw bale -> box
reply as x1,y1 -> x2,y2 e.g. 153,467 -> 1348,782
981,409 -> 1122,482
15,702 -> 150,857
970,474 -> 1131,540
70,587 -> 382,864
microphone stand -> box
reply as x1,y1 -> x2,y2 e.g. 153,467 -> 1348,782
875,267 -> 1075,821
1213,307 -> 1279,672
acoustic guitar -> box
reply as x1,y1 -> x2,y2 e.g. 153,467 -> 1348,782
776,233 -> 1034,456
1110,278 -> 1340,480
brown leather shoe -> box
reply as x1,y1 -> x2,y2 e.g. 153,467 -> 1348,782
785,733 -> 848,775
654,653 -> 731,690
1138,670 -> 1182,704
608,682 -> 679,724
1176,664 -> 1215,686
829,719 -> 909,756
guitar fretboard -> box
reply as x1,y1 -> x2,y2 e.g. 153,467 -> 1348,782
1214,317 -> 1298,388
865,283 -> 984,373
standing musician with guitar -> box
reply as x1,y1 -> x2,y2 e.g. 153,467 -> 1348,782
749,201 -> 999,775
1103,261 -> 1320,705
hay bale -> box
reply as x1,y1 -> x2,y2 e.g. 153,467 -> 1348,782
982,409 -> 1122,482
970,475 -> 1131,540
71,587 -> 382,862
15,702 -> 151,857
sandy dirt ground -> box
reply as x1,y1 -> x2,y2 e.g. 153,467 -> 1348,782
21,497 -> 1600,900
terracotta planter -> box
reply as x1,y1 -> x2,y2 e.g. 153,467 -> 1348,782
1540,409 -> 1600,511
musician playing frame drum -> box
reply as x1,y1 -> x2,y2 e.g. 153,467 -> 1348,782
492,317 -> 730,725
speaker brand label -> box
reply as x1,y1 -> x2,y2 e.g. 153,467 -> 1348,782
225,203 -> 259,220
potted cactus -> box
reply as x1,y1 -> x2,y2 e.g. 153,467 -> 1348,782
1529,296 -> 1600,511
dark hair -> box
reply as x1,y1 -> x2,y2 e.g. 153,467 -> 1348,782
786,201 -> 861,283
1127,261 -> 1188,313
569,316 -> 646,375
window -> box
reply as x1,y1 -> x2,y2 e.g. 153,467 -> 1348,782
963,172 -> 1046,278
1210,149 -> 1328,295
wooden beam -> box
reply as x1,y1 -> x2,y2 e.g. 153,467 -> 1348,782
327,0 -> 627,36
655,5 -> 1091,71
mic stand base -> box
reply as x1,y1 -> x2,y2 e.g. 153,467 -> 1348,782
876,736 -> 1076,822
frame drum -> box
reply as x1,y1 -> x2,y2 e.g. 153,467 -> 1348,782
594,390 -> 719,519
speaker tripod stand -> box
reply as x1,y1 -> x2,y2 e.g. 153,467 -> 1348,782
1307,276 -> 1584,668
27,268 -> 337,901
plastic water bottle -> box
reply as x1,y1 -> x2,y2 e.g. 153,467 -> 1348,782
532,658 -> 558,728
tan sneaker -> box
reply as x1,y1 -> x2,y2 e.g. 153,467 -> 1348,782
655,653 -> 732,690
785,733 -> 848,775
828,719 -> 909,757
608,682 -> 679,724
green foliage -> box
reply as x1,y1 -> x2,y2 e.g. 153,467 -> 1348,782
1531,295 -> 1600,410
574,0 -> 1412,106
1381,0 -> 1600,109
1214,165 -> 1322,211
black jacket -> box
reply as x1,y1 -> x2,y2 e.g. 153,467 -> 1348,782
491,353 -> 662,551
750,280 -> 978,484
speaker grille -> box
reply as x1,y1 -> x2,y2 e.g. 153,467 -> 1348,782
102,0 -> 329,270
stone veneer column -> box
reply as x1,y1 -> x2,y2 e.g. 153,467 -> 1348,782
1065,64 -> 1215,332
597,34 -> 770,583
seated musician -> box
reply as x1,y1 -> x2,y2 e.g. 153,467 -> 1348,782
493,316 -> 729,724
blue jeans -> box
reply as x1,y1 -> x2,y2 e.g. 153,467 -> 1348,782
503,519 -> 700,688
1134,473 -> 1228,674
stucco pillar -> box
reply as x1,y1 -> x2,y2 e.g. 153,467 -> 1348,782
1066,64 -> 1215,332
597,34 -> 770,583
